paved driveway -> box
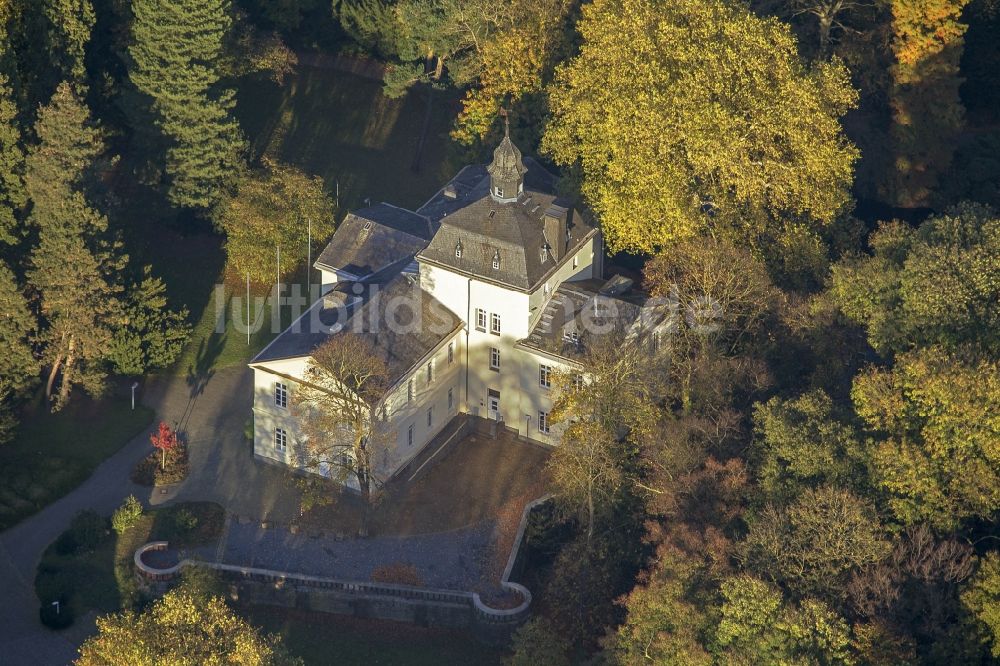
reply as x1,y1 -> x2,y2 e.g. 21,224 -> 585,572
0,366 -> 551,665
0,366 -> 256,666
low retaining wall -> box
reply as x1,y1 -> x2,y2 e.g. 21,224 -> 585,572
135,496 -> 551,644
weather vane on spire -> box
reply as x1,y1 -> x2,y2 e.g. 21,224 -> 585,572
500,107 -> 510,138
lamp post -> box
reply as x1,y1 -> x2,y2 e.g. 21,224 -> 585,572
131,381 -> 139,410
246,272 -> 251,345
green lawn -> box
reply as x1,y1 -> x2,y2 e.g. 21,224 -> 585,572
236,64 -> 460,213
138,65 -> 460,379
35,502 -> 225,619
0,394 -> 154,532
243,606 -> 505,666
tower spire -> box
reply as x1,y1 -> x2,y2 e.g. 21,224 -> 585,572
488,110 -> 526,203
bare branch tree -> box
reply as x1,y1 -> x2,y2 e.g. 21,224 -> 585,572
294,333 -> 393,534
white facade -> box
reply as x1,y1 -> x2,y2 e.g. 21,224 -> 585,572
249,136 -> 606,484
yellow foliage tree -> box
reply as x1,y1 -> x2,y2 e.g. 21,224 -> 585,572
542,0 -> 859,255
451,0 -> 576,145
887,0 -> 970,207
217,158 -> 335,285
853,346 -> 1000,530
76,588 -> 301,665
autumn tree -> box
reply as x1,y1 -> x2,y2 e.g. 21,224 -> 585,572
886,0 -> 970,207
752,389 -> 866,504
963,551 -> 1000,657
25,83 -> 124,409
542,0 -> 859,254
216,159 -> 335,284
853,345 -> 1000,529
643,236 -> 776,411
548,326 -> 662,547
221,9 -> 298,84
295,333 -> 391,530
716,576 -> 855,664
128,0 -> 244,210
741,485 -> 890,601
150,421 -> 178,470
612,542 -> 715,665
753,0 -> 881,56
849,525 -> 977,661
450,0 -> 576,144
76,587 -> 301,665
381,0 -> 501,96
830,203 -> 1000,356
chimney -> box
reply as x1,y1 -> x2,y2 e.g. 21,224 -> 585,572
543,203 -> 569,260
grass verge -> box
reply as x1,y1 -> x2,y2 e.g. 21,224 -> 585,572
0,393 -> 155,532
34,502 -> 225,621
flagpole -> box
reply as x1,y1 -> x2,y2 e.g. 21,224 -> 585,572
246,272 -> 250,345
307,217 -> 312,295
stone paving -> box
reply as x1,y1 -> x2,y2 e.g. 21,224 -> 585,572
0,361 -> 550,664
185,519 -> 498,592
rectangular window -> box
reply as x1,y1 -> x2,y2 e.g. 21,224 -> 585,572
407,378 -> 414,403
448,341 -> 454,364
407,424 -> 414,447
427,359 -> 434,384
448,387 -> 454,410
490,312 -> 501,335
427,407 -> 433,428
274,427 -> 287,452
573,373 -> 585,391
490,347 -> 500,371
475,308 -> 487,332
538,411 -> 550,434
274,382 -> 288,409
539,364 -> 552,389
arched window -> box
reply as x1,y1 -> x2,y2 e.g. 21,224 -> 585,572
455,241 -> 463,258
492,251 -> 500,270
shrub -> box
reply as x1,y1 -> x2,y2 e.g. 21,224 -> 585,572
39,597 -> 73,629
371,563 -> 423,587
112,495 -> 144,535
507,618 -> 571,666
173,508 -> 198,532
64,511 -> 108,554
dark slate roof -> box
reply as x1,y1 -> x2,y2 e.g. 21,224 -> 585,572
251,271 -> 462,385
416,160 -> 596,291
416,158 -> 556,225
519,277 -> 659,361
314,203 -> 433,279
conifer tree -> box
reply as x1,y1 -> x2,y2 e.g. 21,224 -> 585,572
43,0 -> 95,85
25,83 -> 123,409
0,73 -> 25,244
127,0 -> 243,211
24,81 -> 103,232
0,261 -> 38,443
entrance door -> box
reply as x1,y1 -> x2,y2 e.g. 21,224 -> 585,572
487,389 -> 500,421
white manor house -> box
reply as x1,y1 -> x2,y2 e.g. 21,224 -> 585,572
249,130 -> 657,483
